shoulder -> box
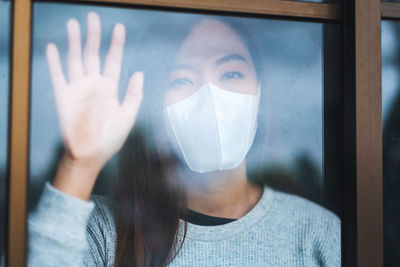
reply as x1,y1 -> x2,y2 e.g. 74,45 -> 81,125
270,188 -> 340,229
268,188 -> 341,265
267,187 -> 341,246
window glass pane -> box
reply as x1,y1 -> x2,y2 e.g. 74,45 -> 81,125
0,0 -> 11,263
382,20 -> 400,267
28,3 -> 342,266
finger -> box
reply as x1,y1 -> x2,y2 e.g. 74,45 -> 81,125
46,43 -> 67,93
67,19 -> 84,82
103,23 -> 125,84
83,12 -> 101,75
121,72 -> 144,125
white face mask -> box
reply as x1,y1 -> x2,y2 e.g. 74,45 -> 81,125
164,82 -> 260,173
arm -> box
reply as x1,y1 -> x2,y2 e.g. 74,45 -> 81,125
28,183 -> 95,267
28,184 -> 117,267
28,11 -> 143,266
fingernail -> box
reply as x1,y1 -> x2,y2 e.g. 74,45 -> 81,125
67,19 -> 79,31
115,23 -> 125,33
88,12 -> 99,22
46,43 -> 56,56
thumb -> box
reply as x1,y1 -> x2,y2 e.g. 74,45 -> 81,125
121,71 -> 144,126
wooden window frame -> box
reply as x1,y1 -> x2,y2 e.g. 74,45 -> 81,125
6,0 -> 391,266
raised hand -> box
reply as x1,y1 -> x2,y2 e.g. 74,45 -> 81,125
46,12 -> 143,199
47,12 -> 143,167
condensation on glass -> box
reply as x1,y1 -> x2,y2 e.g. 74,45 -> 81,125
0,0 -> 10,264
29,2 -> 326,208
382,20 -> 400,267
28,2 -> 341,266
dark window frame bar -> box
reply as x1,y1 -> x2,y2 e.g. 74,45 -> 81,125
343,1 -> 383,267
6,0 -> 385,266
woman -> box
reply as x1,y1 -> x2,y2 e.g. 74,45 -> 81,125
28,11 -> 340,267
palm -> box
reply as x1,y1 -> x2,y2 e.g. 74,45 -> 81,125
46,12 -> 143,164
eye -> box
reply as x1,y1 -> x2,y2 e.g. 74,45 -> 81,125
169,78 -> 194,88
221,71 -> 244,81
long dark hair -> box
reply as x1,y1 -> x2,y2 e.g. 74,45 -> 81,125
113,13 -> 266,267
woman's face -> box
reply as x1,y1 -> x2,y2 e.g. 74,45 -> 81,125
164,19 -> 259,106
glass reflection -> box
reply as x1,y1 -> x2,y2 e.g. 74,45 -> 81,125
0,0 -> 10,264
28,3 -> 340,266
382,20 -> 400,267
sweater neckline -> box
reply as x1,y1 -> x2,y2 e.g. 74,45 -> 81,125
178,186 -> 274,242
182,208 -> 237,226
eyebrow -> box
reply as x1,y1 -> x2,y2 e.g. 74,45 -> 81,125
216,54 -> 248,66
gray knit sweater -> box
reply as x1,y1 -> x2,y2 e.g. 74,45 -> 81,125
28,183 -> 341,267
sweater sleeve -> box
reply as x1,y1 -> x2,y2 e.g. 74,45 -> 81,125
28,182 -> 95,266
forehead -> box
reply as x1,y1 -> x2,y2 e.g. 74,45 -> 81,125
175,19 -> 251,63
